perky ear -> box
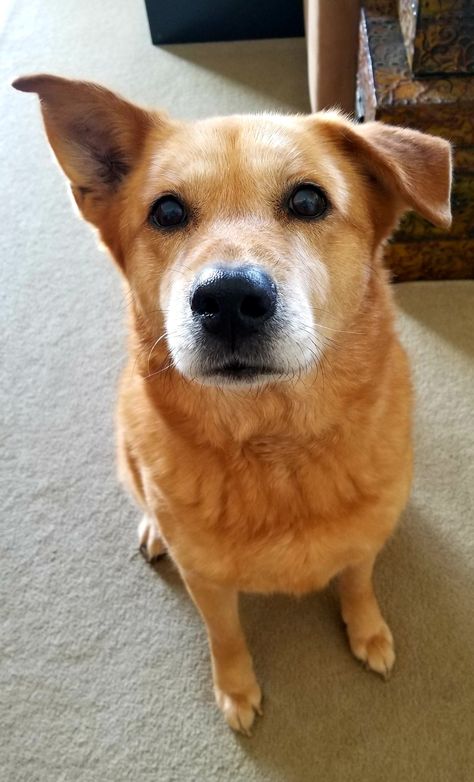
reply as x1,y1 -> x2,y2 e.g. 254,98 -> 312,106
12,74 -> 158,231
320,113 -> 452,233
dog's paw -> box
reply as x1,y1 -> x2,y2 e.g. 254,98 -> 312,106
348,622 -> 395,679
215,682 -> 263,736
138,515 -> 166,562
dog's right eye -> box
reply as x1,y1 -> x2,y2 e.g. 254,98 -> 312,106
287,184 -> 328,220
149,195 -> 187,229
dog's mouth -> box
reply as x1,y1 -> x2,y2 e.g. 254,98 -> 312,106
203,360 -> 283,382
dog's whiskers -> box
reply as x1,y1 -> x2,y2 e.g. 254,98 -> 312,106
313,322 -> 364,336
146,333 -> 168,376
143,358 -> 177,380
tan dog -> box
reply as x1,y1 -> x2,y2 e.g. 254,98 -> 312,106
14,75 -> 452,734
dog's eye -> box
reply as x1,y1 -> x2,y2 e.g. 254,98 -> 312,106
149,195 -> 187,228
288,184 -> 328,219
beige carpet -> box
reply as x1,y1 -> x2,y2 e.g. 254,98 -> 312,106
1,1 -> 473,780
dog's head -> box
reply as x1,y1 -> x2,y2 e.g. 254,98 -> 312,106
14,75 -> 452,388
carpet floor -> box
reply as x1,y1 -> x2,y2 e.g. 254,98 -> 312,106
1,1 -> 473,780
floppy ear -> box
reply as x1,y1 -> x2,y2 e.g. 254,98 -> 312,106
354,121 -> 452,230
320,114 -> 452,235
12,74 -> 159,251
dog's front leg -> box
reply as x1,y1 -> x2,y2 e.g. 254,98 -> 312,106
338,555 -> 395,679
183,572 -> 262,735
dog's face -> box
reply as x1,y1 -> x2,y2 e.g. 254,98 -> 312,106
14,76 -> 452,388
128,114 -> 374,386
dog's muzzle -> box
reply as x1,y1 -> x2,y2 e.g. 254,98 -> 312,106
190,264 -> 277,343
188,264 -> 282,382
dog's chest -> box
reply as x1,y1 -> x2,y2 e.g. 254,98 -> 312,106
150,435 -> 376,594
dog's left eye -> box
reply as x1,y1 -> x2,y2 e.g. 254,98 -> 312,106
149,195 -> 187,228
288,184 -> 328,219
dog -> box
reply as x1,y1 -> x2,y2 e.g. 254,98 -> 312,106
13,74 -> 452,734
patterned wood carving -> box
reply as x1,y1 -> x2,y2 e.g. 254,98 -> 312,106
358,0 -> 474,280
399,0 -> 474,75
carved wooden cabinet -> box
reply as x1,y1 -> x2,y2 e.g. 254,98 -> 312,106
358,0 -> 474,280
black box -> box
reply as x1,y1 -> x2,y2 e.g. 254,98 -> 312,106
144,0 -> 305,45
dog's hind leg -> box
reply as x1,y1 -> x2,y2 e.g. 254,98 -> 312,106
117,428 -> 166,561
137,513 -> 166,562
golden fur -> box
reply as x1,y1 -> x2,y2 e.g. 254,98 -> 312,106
14,74 -> 452,734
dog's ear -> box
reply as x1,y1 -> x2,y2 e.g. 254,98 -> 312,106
354,121 -> 452,229
319,114 -> 452,235
13,74 -> 161,254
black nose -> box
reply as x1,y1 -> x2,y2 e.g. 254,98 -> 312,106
190,265 -> 277,347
